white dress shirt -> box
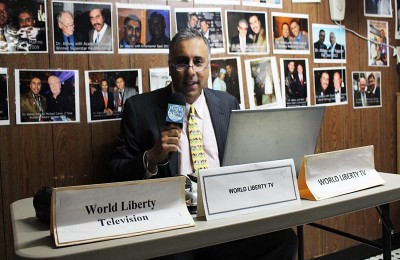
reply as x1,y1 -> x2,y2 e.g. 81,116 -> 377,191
179,90 -> 220,176
93,23 -> 108,44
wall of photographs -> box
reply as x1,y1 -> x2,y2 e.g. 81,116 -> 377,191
1,0 -> 400,259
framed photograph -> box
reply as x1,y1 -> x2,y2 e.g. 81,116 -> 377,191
368,20 -> 389,67
244,57 -> 282,109
364,0 -> 392,17
85,69 -> 142,123
272,12 -> 310,55
396,0 -> 400,39
242,0 -> 282,9
209,56 -> 244,108
225,10 -> 269,55
149,68 -> 171,91
15,69 -> 79,124
52,1 -> 113,54
280,58 -> 310,107
352,71 -> 382,108
175,8 -> 224,54
292,0 -> 320,2
117,3 -> 170,54
194,0 -> 240,5
0,0 -> 48,53
313,67 -> 347,106
312,23 -> 346,63
0,68 -> 9,125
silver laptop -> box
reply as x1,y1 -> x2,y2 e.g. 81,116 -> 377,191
222,106 -> 325,176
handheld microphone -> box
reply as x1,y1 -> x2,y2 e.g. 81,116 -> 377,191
166,92 -> 186,128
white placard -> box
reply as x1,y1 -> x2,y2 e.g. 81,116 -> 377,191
197,159 -> 300,220
299,145 -> 385,200
52,176 -> 194,247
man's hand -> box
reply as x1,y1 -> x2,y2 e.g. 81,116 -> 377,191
104,108 -> 113,116
147,124 -> 182,164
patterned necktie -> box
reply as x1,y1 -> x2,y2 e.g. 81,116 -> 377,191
188,105 -> 208,172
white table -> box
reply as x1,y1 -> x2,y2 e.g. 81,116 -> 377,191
11,172 -> 400,260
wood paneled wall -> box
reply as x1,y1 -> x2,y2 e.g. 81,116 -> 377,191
1,0 -> 399,259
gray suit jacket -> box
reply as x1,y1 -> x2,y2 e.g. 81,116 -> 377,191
109,85 -> 239,181
88,24 -> 112,51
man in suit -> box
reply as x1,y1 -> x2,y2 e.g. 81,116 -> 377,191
0,1 -> 12,51
224,64 -> 241,104
314,29 -> 328,59
354,77 -> 370,107
114,76 -> 137,113
146,11 -> 170,47
199,19 -> 210,41
290,19 -> 309,50
315,71 -> 334,104
230,19 -> 252,53
16,8 -> 46,52
285,61 -> 298,102
274,22 -> 292,50
187,13 -> 198,29
109,28 -> 298,259
296,63 -> 307,103
99,79 -> 115,116
91,79 -> 115,120
333,71 -> 347,103
328,32 -> 345,59
119,14 -> 143,49
47,75 -> 75,121
367,73 -> 381,106
88,8 -> 112,51
20,76 -> 47,122
248,14 -> 267,52
54,11 -> 87,52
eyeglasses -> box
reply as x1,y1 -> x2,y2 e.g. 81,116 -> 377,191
170,63 -> 208,72
60,22 -> 74,28
126,25 -> 141,33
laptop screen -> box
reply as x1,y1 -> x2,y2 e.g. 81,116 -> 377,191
222,106 -> 325,176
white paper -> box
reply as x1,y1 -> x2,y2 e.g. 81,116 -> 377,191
54,177 -> 194,245
305,146 -> 385,200
198,159 -> 300,220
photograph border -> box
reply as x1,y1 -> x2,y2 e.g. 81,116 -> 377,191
0,68 -> 9,125
244,56 -> 283,109
271,12 -> 310,55
280,58 -> 310,107
313,66 -> 347,107
15,69 -> 80,124
84,69 -> 143,123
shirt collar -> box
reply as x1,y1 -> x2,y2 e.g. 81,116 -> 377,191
95,23 -> 108,38
171,84 -> 205,120
188,90 -> 206,120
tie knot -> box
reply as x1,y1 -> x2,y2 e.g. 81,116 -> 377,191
190,105 -> 195,115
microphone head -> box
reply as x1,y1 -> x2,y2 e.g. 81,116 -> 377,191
166,92 -> 186,127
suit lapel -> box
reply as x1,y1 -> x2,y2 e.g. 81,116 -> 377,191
204,89 -> 227,163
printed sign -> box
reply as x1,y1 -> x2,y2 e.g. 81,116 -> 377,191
298,145 -> 385,200
197,159 -> 300,220
51,176 -> 194,247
